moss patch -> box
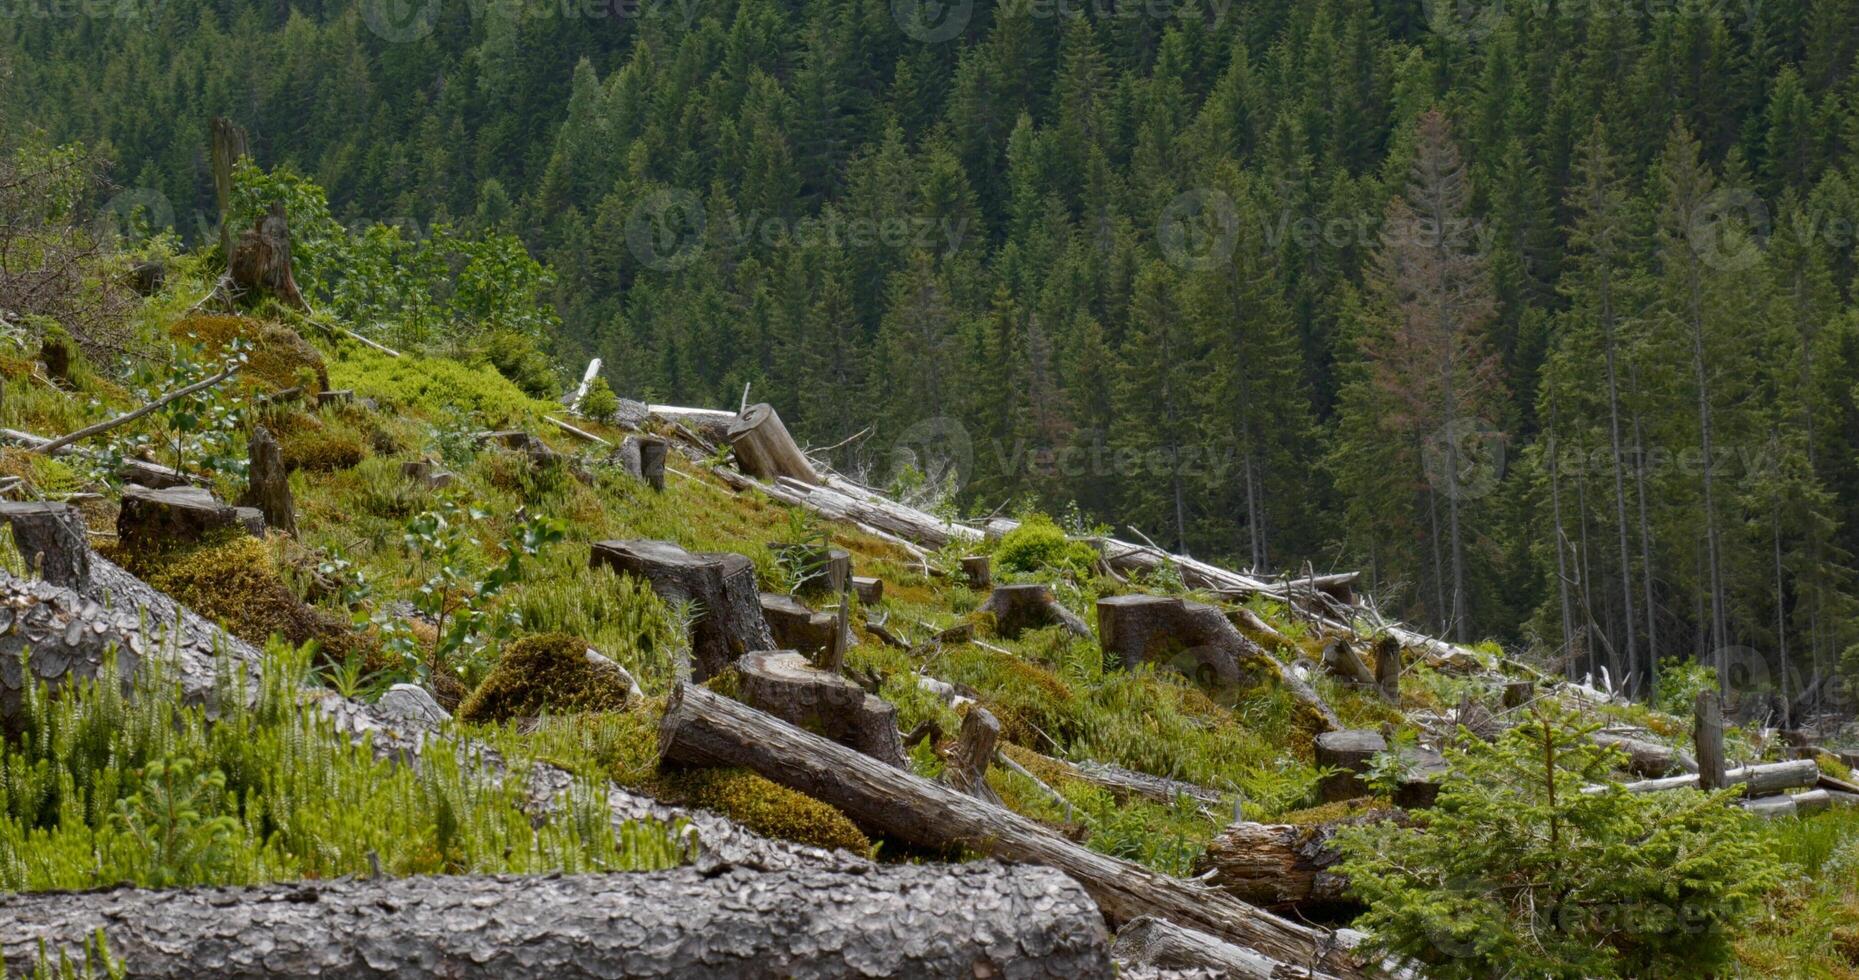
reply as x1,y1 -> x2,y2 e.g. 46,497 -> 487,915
278,426 -> 368,472
458,633 -> 633,724
659,767 -> 872,853
170,315 -> 329,393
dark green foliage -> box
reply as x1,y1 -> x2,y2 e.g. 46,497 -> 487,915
457,633 -> 633,724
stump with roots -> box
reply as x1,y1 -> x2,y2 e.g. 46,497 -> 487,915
977,583 -> 1089,639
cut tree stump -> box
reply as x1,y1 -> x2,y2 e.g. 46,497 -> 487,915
732,650 -> 907,768
727,403 -> 820,485
589,539 -> 773,682
228,202 -> 307,310
758,593 -> 839,659
1097,594 -> 1341,731
117,458 -> 191,489
945,706 -> 1002,805
401,458 -> 457,490
961,554 -> 992,589
477,429 -> 560,467
1314,730 -> 1445,807
657,683 -> 1372,978
1193,815 -> 1397,913
614,435 -> 669,491
0,864 -> 1111,980
1696,691 -> 1727,791
117,485 -> 237,550
1373,635 -> 1401,702
237,424 -> 294,536
1112,916 -> 1337,980
0,501 -> 90,590
852,576 -> 883,604
1501,679 -> 1534,708
979,583 -> 1089,639
771,542 -> 850,596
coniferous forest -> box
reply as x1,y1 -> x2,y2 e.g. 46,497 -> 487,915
9,1 -> 1859,701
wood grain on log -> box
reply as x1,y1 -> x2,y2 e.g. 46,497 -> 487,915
1,864 -> 1112,979
657,683 -> 1371,977
1113,915 -> 1342,980
0,501 -> 90,590
1592,733 -> 1695,778
1192,816 -> 1396,912
727,403 -> 821,485
734,650 -> 906,767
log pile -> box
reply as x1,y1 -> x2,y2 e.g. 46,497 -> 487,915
2,864 -> 1112,979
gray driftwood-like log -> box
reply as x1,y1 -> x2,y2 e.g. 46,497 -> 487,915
1,864 -> 1111,980
979,583 -> 1090,639
759,593 -> 838,657
961,554 -> 992,589
238,424 -> 295,536
1592,759 -> 1821,796
590,539 -> 773,682
0,501 -> 90,590
1696,691 -> 1727,791
1015,749 -> 1226,814
734,650 -> 907,767
1592,733 -> 1696,778
728,403 -> 821,485
945,706 -> 1003,805
117,485 -> 238,549
1112,915 -> 1340,980
657,683 -> 1371,978
1321,637 -> 1375,686
118,458 -> 191,489
1097,594 -> 1341,731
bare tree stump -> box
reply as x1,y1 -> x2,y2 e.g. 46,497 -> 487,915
979,583 -> 1089,639
1321,638 -> 1375,685
1315,730 -> 1385,803
117,486 -> 237,550
852,576 -> 883,604
1501,679 -> 1534,708
733,650 -> 907,767
1696,691 -> 1726,791
1373,635 -> 1402,702
637,435 -> 667,491
945,706 -> 1002,805
772,543 -> 850,597
1193,817 -> 1386,913
589,539 -> 773,682
759,593 -> 839,658
237,424 -> 294,537
228,203 -> 307,310
401,458 -> 456,490
727,403 -> 820,485
39,334 -> 70,386
1097,594 -> 1340,731
961,554 -> 992,589
0,501 -> 90,590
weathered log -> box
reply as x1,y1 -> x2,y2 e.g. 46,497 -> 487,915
979,583 -> 1090,639
1193,820 -> 1376,914
1097,594 -> 1340,731
1593,759 -> 1820,796
1020,751 -> 1227,814
657,683 -> 1371,977
117,458 -> 192,489
961,554 -> 992,589
1113,915 -> 1340,980
734,650 -> 906,767
590,539 -> 773,682
771,474 -> 982,550
1696,691 -> 1727,791
1,864 -> 1111,980
1321,637 -> 1375,686
237,424 -> 294,537
1592,732 -> 1695,778
0,501 -> 90,590
229,203 -> 307,310
851,576 -> 883,604
117,485 -> 238,549
945,706 -> 1003,805
564,357 -> 603,413
728,403 -> 821,485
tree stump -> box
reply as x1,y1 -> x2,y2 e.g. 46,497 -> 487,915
772,543 -> 850,597
237,424 -> 294,537
636,435 -> 667,491
210,116 -> 248,259
1192,817 -> 1384,913
228,203 -> 307,310
589,539 -> 773,682
727,403 -> 820,485
978,583 -> 1089,639
1372,635 -> 1402,702
944,706 -> 1002,805
1097,594 -> 1340,731
128,259 -> 166,296
401,458 -> 456,490
0,501 -> 90,590
1695,691 -> 1726,791
961,555 -> 992,589
1320,637 -> 1375,685
1501,679 -> 1534,708
477,430 -> 559,468
117,486 -> 237,551
759,593 -> 839,658
38,335 -> 70,386
851,576 -> 883,604
734,651 -> 907,767
1314,730 -> 1386,803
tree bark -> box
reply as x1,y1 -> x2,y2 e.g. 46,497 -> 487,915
2,864 -> 1111,980
1373,634 -> 1402,702
1695,691 -> 1726,790
0,501 -> 91,590
657,683 -> 1372,978
210,116 -> 248,260
1113,916 -> 1341,980
1193,817 -> 1393,913
1321,637 -> 1376,686
238,424 -> 295,536
1592,732 -> 1695,778
979,583 -> 1090,639
229,203 -> 308,310
945,706 -> 1002,806
589,539 -> 773,682
851,576 -> 883,604
961,554 -> 992,589
727,403 -> 821,485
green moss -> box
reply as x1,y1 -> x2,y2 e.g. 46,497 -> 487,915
170,315 -> 328,393
330,347 -> 552,425
278,426 -> 368,472
0,447 -> 81,496
659,767 -> 872,854
992,514 -> 1099,579
458,632 -> 634,724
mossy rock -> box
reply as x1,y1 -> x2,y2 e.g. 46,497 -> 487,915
457,633 -> 633,724
169,315 -> 330,393
277,427 -> 368,472
659,767 -> 871,854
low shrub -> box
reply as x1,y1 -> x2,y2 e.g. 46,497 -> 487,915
993,514 -> 1099,579
457,632 -> 633,724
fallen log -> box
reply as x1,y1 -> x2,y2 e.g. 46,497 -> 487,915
2,864 -> 1111,979
1321,637 -> 1376,686
1113,915 -> 1341,980
658,683 -> 1371,977
1592,732 -> 1695,778
978,583 -> 1090,639
1588,759 -> 1820,796
1192,817 -> 1397,913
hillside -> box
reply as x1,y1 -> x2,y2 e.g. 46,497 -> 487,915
0,189 -> 1856,977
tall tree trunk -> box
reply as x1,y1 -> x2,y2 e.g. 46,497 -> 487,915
1629,368 -> 1659,687
1600,271 -> 1639,692
1548,416 -> 1577,677
1685,267 -> 1729,683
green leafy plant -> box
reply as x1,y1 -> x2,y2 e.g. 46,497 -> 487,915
578,375 -> 620,420
400,502 -> 565,686
1334,703 -> 1780,978
993,513 -> 1100,580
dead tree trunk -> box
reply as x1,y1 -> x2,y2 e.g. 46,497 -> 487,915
1097,594 -> 1340,731
945,706 -> 1003,806
759,593 -> 839,658
589,539 -> 773,682
1373,635 -> 1401,702
735,650 -> 906,767
0,501 -> 90,590
1695,691 -> 1726,791
229,203 -> 307,310
210,117 -> 248,261
238,424 -> 294,536
657,683 -> 1372,978
1113,916 -> 1339,980
727,403 -> 820,485
1591,759 -> 1820,796
2,864 -> 1111,980
979,583 -> 1090,639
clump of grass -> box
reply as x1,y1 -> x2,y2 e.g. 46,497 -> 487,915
278,423 -> 368,472
991,513 -> 1100,580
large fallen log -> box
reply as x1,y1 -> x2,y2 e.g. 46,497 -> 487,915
728,403 -> 822,485
1113,915 -> 1341,980
2,864 -> 1111,979
1592,732 -> 1696,777
1586,759 -> 1820,796
1191,816 -> 1396,912
658,683 -> 1371,977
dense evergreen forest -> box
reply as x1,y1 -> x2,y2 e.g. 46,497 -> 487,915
7,0 -> 1859,707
